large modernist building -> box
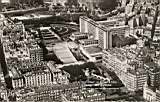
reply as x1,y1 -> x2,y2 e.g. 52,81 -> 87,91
79,16 -> 129,50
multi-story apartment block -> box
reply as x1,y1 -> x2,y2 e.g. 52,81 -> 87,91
79,16 -> 99,40
125,68 -> 147,91
102,46 -> 147,91
15,82 -> 105,102
24,69 -> 52,87
1,21 -> 45,69
29,43 -> 43,63
11,61 -> 69,89
0,83 -> 8,101
143,81 -> 160,102
144,62 -> 160,89
98,25 -> 112,49
16,82 -> 81,101
47,61 -> 69,84
10,67 -> 24,89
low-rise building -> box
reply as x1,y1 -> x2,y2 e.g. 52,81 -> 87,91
70,32 -> 89,41
80,46 -> 102,62
79,39 -> 99,47
44,0 -> 67,6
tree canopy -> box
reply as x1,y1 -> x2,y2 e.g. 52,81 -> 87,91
98,0 -> 118,11
65,0 -> 79,7
61,62 -> 100,82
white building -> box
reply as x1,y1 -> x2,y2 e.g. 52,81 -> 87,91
44,0 -> 67,6
79,16 -> 130,50
143,82 -> 157,102
29,43 -> 43,63
102,47 -> 147,91
24,69 -> 52,87
143,82 -> 160,102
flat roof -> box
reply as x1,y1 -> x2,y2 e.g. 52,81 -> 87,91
53,42 -> 77,64
79,39 -> 98,44
85,46 -> 102,54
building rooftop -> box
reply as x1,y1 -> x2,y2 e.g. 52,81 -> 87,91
20,62 -> 48,72
65,88 -> 105,101
24,69 -> 50,77
79,39 -> 98,44
67,42 -> 78,49
109,25 -> 129,30
128,68 -> 146,75
53,42 -> 77,64
84,46 -> 102,54
72,32 -> 89,36
97,19 -> 118,24
34,82 -> 81,93
145,62 -> 160,73
10,67 -> 22,79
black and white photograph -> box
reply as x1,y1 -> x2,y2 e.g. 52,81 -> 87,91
0,0 -> 160,101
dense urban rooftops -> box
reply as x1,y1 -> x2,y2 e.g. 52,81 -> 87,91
34,82 -> 81,93
145,62 -> 160,73
128,67 -> 146,75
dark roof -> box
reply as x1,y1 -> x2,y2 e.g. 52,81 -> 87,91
145,62 -> 160,73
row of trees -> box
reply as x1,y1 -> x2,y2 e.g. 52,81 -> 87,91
3,0 -> 44,10
65,0 -> 118,11
61,62 -> 100,82
112,35 -> 137,47
99,0 -> 118,11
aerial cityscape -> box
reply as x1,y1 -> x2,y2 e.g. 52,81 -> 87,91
0,0 -> 160,101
